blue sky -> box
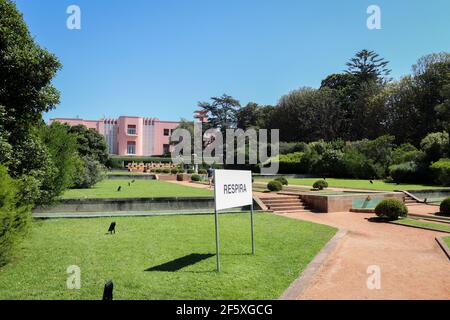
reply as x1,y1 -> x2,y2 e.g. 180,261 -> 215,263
14,0 -> 450,122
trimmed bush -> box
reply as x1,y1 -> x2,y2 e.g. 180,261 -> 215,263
155,169 -> 162,173
191,174 -> 201,182
170,168 -> 179,174
440,197 -> 450,216
274,177 -> 288,186
187,169 -> 195,174
430,158 -> 450,186
162,169 -> 170,174
198,169 -> 207,174
267,180 -> 283,192
375,199 -> 408,220
313,180 -> 328,190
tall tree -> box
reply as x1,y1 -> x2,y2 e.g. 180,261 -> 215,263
198,94 -> 241,133
346,49 -> 391,83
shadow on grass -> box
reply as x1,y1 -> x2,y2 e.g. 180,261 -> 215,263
146,253 -> 215,272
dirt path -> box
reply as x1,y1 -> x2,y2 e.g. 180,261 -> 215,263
280,210 -> 450,299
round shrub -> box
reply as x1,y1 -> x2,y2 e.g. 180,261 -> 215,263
198,169 -> 207,174
162,169 -> 170,174
170,168 -> 179,174
187,169 -> 195,174
313,180 -> 328,190
440,197 -> 450,216
267,180 -> 283,192
155,169 -> 162,173
191,174 -> 201,182
275,177 -> 288,186
375,199 -> 408,220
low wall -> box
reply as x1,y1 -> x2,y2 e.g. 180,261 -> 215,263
33,197 -> 262,214
296,192 -> 404,213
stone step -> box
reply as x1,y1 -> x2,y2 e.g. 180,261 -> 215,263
268,205 -> 307,211
277,209 -> 312,213
263,199 -> 303,205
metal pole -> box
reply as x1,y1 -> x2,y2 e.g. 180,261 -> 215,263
214,207 -> 220,272
213,170 -> 220,272
250,202 -> 255,255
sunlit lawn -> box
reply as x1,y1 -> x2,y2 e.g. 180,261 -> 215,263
62,179 -> 213,199
257,178 -> 448,191
392,218 -> 450,233
0,213 -> 336,300
444,236 -> 450,247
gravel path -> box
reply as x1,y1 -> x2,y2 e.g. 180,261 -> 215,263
280,210 -> 450,299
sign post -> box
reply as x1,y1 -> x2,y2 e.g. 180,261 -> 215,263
213,169 -> 254,272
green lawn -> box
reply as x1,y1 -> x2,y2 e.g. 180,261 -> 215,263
392,218 -> 450,233
444,236 -> 450,247
0,213 -> 337,300
62,179 -> 213,199
107,171 -> 150,175
257,178 -> 448,191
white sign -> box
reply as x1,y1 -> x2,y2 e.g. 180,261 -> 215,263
214,169 -> 253,211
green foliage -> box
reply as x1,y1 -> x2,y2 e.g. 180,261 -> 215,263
274,177 -> 288,186
162,169 -> 170,174
267,180 -> 283,192
170,168 -> 179,174
391,143 -> 424,165
274,152 -> 304,174
187,169 -> 195,174
37,122 -> 79,204
430,158 -> 450,186
67,125 -> 110,165
375,199 -> 408,220
198,169 -> 207,174
0,0 -> 61,136
0,165 -> 31,266
440,198 -> 450,215
389,161 -> 425,183
420,132 -> 449,163
313,180 -> 328,190
72,156 -> 105,189
199,94 -> 241,133
191,174 -> 201,182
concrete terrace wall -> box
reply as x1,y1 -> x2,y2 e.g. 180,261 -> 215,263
297,192 -> 405,213
33,197 -> 263,215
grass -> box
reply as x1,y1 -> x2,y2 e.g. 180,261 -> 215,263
62,179 -> 213,199
0,213 -> 337,300
392,218 -> 450,233
256,178 -> 448,191
107,171 -> 151,175
444,236 -> 450,247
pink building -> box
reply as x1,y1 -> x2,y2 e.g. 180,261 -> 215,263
50,116 -> 180,156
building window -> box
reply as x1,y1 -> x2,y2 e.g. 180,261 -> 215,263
163,128 -> 170,136
127,141 -> 136,155
163,144 -> 170,154
127,125 -> 137,135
